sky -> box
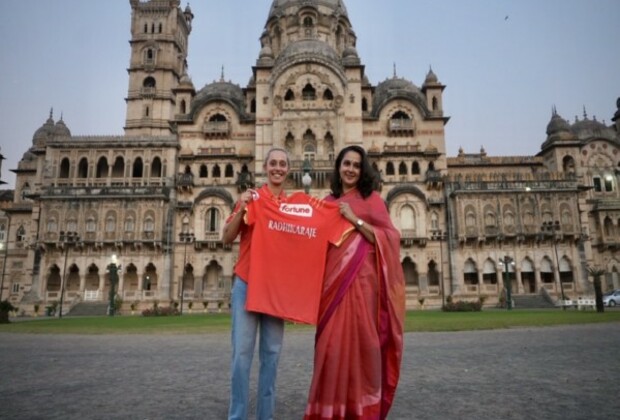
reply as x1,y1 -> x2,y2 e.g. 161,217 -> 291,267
1,0 -> 619,189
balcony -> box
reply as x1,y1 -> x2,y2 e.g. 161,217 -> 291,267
203,121 -> 230,137
389,119 -> 415,136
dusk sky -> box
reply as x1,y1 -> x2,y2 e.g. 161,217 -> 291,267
1,0 -> 619,189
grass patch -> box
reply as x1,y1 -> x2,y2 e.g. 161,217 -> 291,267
1,310 -> 619,335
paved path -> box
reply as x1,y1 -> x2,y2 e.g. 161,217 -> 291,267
1,323 -> 619,419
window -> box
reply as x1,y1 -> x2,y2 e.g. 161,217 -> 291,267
386,162 -> 395,176
284,89 -> 294,101
66,220 -> 78,232
225,164 -> 234,178
151,157 -> 162,177
200,164 -> 208,178
302,84 -> 316,100
206,208 -> 220,233
593,177 -> 602,192
78,158 -> 88,178
212,165 -> 221,178
59,158 -> 70,178
133,158 -> 144,178
96,157 -> 108,178
0,223 -> 5,242
143,217 -> 154,232
398,162 -> 407,175
605,175 -> 614,192
112,157 -> 124,178
16,226 -> 26,243
86,218 -> 96,232
412,161 -> 420,175
323,89 -> 333,100
124,217 -> 134,232
143,77 -> 156,88
47,218 -> 58,233
106,216 -> 116,233
12,283 -> 19,294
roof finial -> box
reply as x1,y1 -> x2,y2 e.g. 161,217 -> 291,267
393,62 -> 397,78
583,105 -> 588,119
49,108 -> 53,119
220,65 -> 225,82
552,105 -> 557,116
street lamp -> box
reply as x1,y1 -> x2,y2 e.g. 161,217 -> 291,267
431,230 -> 447,307
499,255 -> 515,310
302,158 -> 312,194
106,254 -> 121,316
179,232 -> 195,315
0,213 -> 11,302
58,231 -> 80,318
541,221 -> 566,306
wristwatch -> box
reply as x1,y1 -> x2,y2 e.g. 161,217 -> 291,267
356,219 -> 364,229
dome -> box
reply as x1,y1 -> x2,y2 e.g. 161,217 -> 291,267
54,119 -> 71,137
32,112 -> 55,146
268,0 -> 348,20
546,110 -> 570,136
190,80 -> 247,119
274,39 -> 341,68
371,77 -> 429,118
423,67 -> 439,85
259,44 -> 274,59
571,116 -> 615,141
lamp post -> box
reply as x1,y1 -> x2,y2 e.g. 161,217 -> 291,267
432,230 -> 447,307
0,213 -> 11,302
179,232 -> 195,315
541,221 -> 566,306
499,255 -> 515,310
107,254 -> 121,316
58,231 -> 80,318
302,158 -> 313,194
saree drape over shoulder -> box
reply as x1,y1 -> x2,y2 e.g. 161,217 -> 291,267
304,190 -> 406,420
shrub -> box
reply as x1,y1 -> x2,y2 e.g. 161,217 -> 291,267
442,300 -> 482,312
141,306 -> 180,317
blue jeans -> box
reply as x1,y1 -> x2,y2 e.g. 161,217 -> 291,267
228,276 -> 284,420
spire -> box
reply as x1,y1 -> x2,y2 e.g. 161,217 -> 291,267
220,65 -> 225,82
583,105 -> 588,119
393,62 -> 397,78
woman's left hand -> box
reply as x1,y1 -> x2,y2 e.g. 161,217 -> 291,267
339,202 -> 357,224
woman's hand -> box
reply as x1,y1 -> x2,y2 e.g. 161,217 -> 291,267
339,202 -> 357,224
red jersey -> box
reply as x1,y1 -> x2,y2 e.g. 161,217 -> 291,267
226,185 -> 287,281
244,192 -> 352,324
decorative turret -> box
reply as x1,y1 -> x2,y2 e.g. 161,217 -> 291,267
613,97 -> 620,133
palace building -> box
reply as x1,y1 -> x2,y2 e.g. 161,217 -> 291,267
1,0 -> 620,315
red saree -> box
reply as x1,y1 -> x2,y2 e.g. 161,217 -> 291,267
304,190 -> 406,420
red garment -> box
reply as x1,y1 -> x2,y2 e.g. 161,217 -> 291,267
304,190 -> 406,420
244,192 -> 352,324
226,185 -> 287,281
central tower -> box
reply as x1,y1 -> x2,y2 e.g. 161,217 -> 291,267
125,0 -> 194,136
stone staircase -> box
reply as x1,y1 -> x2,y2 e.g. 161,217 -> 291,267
512,294 -> 556,309
67,302 -> 109,317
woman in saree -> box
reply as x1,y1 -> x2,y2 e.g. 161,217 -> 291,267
304,145 -> 406,420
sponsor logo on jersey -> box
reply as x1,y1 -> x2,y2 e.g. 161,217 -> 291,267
279,203 -> 313,217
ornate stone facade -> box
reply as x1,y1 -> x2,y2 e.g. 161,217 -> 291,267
1,0 -> 620,314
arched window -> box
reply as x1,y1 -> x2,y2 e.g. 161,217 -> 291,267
212,165 -> 221,178
303,16 -> 313,27
225,164 -> 234,178
143,216 -> 154,233
78,158 -> 88,178
482,259 -> 498,285
386,162 -> 395,176
432,96 -> 438,111
399,205 -> 415,231
362,97 -> 368,112
16,226 -> 26,243
112,157 -> 124,178
47,218 -> 58,233
0,223 -> 6,242
124,217 -> 134,232
143,77 -> 156,88
106,215 -> 116,233
200,164 -> 208,178
284,89 -> 295,101
412,161 -> 420,175
402,257 -> 418,286
96,157 -> 108,178
463,259 -> 478,284
59,158 -> 70,178
302,84 -> 316,100
428,260 -> 439,286
180,99 -> 186,114
323,89 -> 333,100
86,217 -> 96,233
398,162 -> 407,175
133,158 -> 143,178
206,208 -> 220,233
151,157 -> 162,178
